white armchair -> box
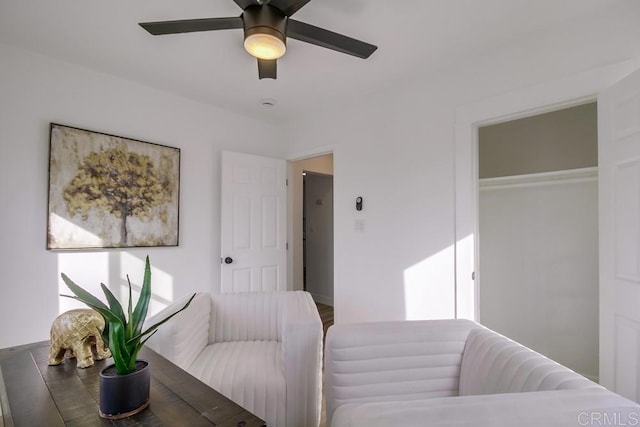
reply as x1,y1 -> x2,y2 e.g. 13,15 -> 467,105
146,291 -> 323,427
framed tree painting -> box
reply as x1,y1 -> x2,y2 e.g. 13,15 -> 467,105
47,123 -> 180,249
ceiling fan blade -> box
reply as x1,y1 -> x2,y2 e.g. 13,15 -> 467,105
287,19 -> 377,59
139,17 -> 243,35
258,59 -> 277,79
268,0 -> 311,17
233,0 -> 257,10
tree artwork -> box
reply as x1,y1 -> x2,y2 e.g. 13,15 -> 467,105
63,148 -> 171,246
47,124 -> 179,249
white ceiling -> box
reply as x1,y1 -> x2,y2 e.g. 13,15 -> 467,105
0,0 -> 627,122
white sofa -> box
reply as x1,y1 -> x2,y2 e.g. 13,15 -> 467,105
146,291 -> 323,427
325,319 -> 640,427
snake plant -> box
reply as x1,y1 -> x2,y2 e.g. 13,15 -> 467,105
61,255 -> 195,375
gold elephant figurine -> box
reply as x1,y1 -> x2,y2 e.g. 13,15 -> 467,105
48,308 -> 111,368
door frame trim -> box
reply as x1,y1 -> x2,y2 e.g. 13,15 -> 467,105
453,60 -> 635,322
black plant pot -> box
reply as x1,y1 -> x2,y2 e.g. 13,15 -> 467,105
99,360 -> 150,419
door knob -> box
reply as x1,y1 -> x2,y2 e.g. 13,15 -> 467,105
224,257 -> 233,264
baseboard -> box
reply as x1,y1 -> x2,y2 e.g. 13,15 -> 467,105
310,293 -> 333,306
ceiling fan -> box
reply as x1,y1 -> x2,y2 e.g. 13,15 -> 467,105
139,0 -> 377,80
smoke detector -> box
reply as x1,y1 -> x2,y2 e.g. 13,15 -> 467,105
259,98 -> 277,108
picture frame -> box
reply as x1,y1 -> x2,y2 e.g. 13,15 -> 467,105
47,123 -> 180,249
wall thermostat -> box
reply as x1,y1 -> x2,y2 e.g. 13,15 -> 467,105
356,196 -> 363,211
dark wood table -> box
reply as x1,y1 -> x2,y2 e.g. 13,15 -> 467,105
0,341 -> 266,427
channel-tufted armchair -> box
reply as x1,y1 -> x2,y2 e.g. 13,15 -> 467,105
146,291 -> 323,427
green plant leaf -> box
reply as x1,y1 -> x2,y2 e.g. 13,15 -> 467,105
127,330 -> 158,372
109,322 -> 132,375
59,293 -> 120,327
138,329 -> 158,348
130,256 -> 152,338
126,274 -> 134,340
100,283 -> 126,326
61,274 -> 110,313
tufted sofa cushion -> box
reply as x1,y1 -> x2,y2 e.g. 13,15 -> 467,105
459,327 -> 599,395
324,319 -> 477,424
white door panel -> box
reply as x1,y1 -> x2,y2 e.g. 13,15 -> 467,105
599,68 -> 640,400
221,151 -> 287,293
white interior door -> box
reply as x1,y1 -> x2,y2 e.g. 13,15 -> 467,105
221,151 -> 287,293
599,68 -> 640,399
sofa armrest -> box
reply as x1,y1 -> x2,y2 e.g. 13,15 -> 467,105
324,319 -> 478,427
459,326 -> 601,395
281,291 -> 323,427
144,292 -> 211,371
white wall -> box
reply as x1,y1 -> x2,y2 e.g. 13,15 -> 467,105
283,1 -> 640,324
0,43 -> 282,348
3,2 -> 640,346
285,92 -> 457,324
479,171 -> 599,380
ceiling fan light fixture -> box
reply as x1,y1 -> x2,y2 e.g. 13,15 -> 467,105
244,27 -> 286,60
139,0 -> 378,80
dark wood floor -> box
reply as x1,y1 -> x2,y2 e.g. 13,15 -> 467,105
315,303 -> 334,339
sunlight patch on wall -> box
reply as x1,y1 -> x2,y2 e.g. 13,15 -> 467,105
57,252 -> 109,314
403,245 -> 455,320
57,252 -> 175,319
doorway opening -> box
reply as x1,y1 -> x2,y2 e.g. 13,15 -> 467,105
477,102 -> 599,381
303,171 -> 334,305
288,154 -> 334,306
